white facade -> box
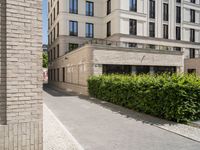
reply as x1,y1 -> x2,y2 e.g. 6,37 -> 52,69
48,0 -> 200,61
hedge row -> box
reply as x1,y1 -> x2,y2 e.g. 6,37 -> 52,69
88,74 -> 200,123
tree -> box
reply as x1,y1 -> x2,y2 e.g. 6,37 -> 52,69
43,52 -> 48,68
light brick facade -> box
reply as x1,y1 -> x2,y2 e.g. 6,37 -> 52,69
0,0 -> 43,149
49,44 -> 184,95
185,58 -> 200,75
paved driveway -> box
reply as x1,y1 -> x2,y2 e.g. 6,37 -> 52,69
43,85 -> 200,150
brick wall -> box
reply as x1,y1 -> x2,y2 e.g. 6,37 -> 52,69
0,0 -> 6,125
0,0 -> 43,149
185,58 -> 200,75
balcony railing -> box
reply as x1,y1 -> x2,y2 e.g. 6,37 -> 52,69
84,39 -> 184,52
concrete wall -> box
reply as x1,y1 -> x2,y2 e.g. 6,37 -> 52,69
0,0 -> 43,149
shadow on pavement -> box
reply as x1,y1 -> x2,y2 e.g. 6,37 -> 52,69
43,84 -> 178,127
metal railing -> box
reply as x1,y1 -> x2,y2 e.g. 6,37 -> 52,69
84,39 -> 182,52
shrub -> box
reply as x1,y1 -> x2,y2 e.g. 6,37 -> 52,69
88,74 -> 200,123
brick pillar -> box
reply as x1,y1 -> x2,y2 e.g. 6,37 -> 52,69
0,0 -> 43,149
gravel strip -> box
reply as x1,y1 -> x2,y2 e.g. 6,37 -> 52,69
43,104 -> 84,150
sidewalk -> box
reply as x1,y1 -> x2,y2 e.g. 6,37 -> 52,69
43,85 -> 200,150
43,104 -> 83,150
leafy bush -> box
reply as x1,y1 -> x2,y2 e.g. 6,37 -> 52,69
88,74 -> 200,123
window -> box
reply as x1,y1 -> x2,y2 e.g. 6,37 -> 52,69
149,0 -> 155,18
149,22 -> 155,37
191,0 -> 196,3
128,43 -> 137,48
176,0 -> 181,3
136,66 -> 150,75
62,68 -> 65,82
188,69 -> 196,74
53,69 -> 56,81
51,14 -> 52,25
50,50 -> 52,61
54,47 -> 56,59
57,23 -> 59,37
50,32 -> 52,43
174,47 -> 181,51
163,24 -> 168,39
69,43 -> 79,52
103,65 -> 131,74
57,1 -> 59,15
163,3 -> 168,21
130,19 -> 137,35
189,48 -> 195,58
130,0 -> 137,12
190,9 -> 195,23
57,44 -> 59,58
69,0 -> 78,14
107,21 -> 111,37
86,23 -> 94,38
154,66 -> 176,74
176,27 -> 181,40
176,6 -> 181,23
53,8 -> 55,21
69,21 -> 78,36
53,28 -> 55,41
86,1 -> 94,16
107,0 -> 111,15
57,68 -> 59,82
190,29 -> 195,42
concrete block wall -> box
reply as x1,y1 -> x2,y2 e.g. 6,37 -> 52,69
0,0 -> 43,149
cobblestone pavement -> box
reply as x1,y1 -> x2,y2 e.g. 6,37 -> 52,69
43,85 -> 200,150
43,104 -> 84,150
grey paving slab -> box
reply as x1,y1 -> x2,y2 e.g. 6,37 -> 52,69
43,86 -> 200,150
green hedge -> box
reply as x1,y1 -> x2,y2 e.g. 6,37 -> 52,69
88,74 -> 200,123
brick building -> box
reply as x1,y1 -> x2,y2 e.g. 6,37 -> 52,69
0,0 -> 43,149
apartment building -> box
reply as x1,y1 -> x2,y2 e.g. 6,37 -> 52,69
48,0 -> 200,94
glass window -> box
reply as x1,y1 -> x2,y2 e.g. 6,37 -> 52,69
163,3 -> 169,21
107,0 -> 111,15
176,6 -> 181,23
190,29 -> 195,42
86,1 -> 94,16
69,43 -> 79,52
69,21 -> 78,36
176,26 -> 181,40
69,0 -> 78,14
163,24 -> 168,39
130,19 -> 137,35
107,21 -> 111,37
86,23 -> 94,38
57,1 -> 59,15
190,9 -> 195,23
130,0 -> 137,12
149,0 -> 155,18
149,22 -> 155,37
189,48 -> 195,58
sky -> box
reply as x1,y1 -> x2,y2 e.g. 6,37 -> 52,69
42,0 -> 48,44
